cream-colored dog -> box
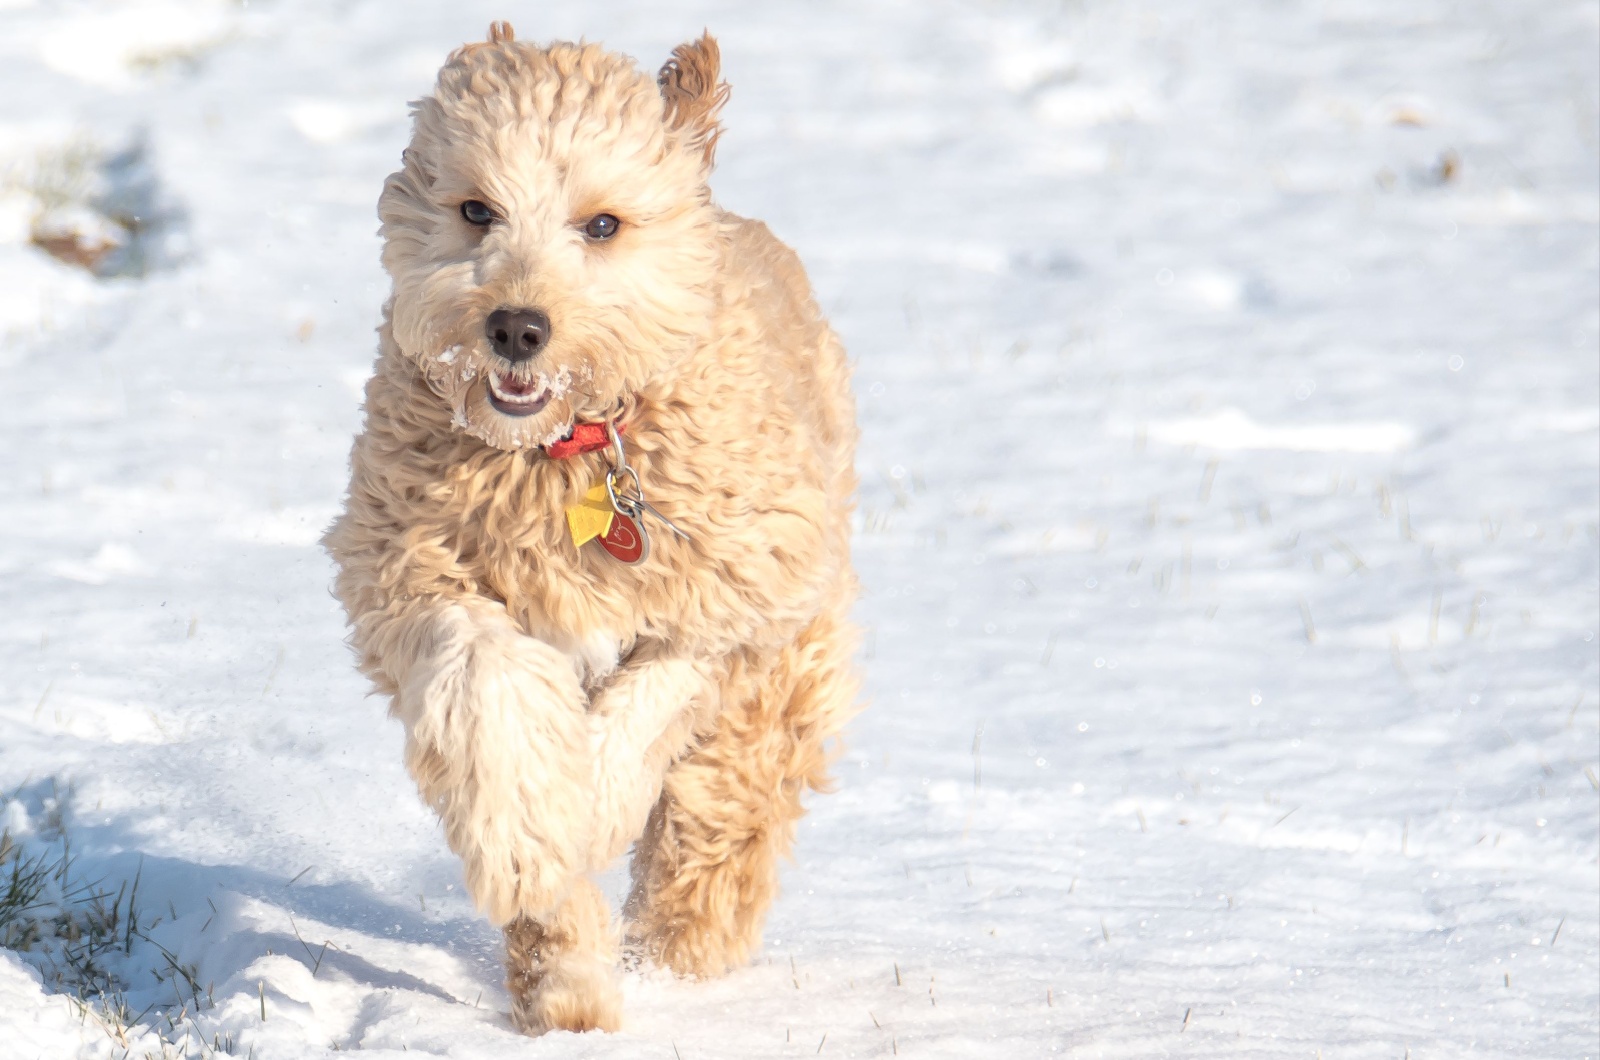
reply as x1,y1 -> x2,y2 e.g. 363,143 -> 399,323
324,23 -> 859,1035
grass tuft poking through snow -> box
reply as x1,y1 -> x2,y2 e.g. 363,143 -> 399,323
1,786 -> 214,1056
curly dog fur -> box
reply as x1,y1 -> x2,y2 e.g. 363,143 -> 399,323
324,23 -> 859,1034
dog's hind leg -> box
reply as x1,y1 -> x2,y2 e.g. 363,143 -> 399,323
625,599 -> 859,978
504,877 -> 621,1034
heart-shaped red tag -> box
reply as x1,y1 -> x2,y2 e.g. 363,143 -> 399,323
598,510 -> 649,564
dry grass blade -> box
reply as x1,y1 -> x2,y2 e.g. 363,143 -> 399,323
1298,599 -> 1317,643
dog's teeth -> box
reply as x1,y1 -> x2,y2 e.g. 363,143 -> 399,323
490,375 -> 552,407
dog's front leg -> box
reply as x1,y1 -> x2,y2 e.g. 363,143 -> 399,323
384,597 -> 595,925
585,646 -> 720,867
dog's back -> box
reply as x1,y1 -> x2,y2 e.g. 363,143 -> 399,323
719,212 -> 858,493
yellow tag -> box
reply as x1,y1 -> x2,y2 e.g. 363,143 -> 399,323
566,482 -> 615,548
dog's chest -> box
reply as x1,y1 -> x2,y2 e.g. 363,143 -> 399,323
442,461 -> 661,640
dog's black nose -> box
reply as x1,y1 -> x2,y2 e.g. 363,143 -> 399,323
485,307 -> 551,362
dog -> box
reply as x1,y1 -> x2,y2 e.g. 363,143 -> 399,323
323,23 -> 860,1035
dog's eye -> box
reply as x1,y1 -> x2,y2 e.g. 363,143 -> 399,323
584,213 -> 621,241
460,200 -> 496,227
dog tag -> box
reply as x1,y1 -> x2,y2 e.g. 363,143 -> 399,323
598,509 -> 649,564
565,483 -> 615,548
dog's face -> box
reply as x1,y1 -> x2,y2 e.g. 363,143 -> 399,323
379,26 -> 729,450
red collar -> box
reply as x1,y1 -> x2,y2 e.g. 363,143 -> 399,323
544,421 -> 622,460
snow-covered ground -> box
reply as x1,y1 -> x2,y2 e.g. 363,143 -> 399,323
1,0 -> 1596,1056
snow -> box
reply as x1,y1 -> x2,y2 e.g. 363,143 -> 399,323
1141,408 -> 1417,454
0,0 -> 1595,1057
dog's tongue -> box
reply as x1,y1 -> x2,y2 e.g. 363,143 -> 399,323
495,372 -> 538,397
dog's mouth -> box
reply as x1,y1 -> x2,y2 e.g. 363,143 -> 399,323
486,371 -> 553,417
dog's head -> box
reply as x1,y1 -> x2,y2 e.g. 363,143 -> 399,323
379,23 -> 729,451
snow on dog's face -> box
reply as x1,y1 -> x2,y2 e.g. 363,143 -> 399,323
379,24 -> 727,451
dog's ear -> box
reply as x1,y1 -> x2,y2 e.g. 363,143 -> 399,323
448,21 -> 515,66
658,33 -> 730,170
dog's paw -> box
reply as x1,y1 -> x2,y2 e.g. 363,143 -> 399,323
510,954 -> 622,1035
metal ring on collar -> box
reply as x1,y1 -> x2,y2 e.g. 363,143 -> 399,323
606,466 -> 644,518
